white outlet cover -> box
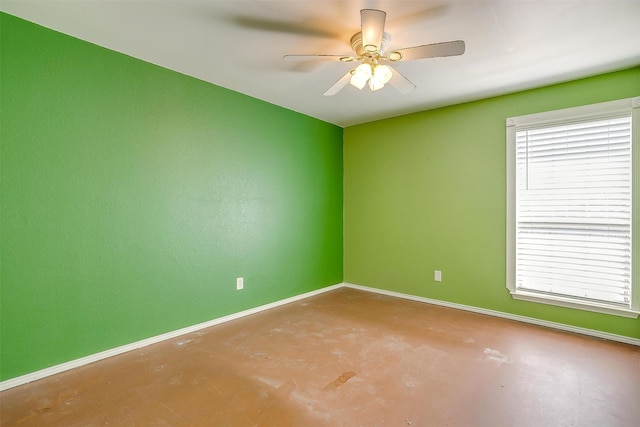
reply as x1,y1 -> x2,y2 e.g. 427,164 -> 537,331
236,277 -> 244,290
434,271 -> 442,282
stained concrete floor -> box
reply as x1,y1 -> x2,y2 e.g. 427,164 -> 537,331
2,287 -> 639,426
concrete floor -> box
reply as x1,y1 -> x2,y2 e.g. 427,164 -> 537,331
2,287 -> 639,426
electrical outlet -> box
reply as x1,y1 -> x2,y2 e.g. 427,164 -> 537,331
434,271 -> 442,282
236,277 -> 244,290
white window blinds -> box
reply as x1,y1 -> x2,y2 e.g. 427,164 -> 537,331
515,116 -> 632,306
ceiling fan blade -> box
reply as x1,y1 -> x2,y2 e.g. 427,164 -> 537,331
388,67 -> 416,94
283,54 -> 355,62
234,16 -> 339,38
323,70 -> 353,96
391,40 -> 465,62
361,9 -> 386,53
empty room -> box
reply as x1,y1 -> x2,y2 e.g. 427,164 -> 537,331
1,1 -> 639,426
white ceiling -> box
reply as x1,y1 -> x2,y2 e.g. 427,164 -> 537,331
2,1 -> 639,127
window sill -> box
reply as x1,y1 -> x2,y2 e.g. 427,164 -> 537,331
510,290 -> 640,319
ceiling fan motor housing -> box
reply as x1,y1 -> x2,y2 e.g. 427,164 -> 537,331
350,31 -> 392,56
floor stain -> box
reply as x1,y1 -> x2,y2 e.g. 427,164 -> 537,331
176,338 -> 199,346
482,348 -> 511,365
324,372 -> 356,390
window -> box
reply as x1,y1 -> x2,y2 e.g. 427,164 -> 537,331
507,97 -> 639,318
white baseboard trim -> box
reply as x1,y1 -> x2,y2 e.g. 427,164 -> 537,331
343,283 -> 640,347
3,281 -> 638,391
0,283 -> 343,391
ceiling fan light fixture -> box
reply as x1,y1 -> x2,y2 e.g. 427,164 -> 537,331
348,63 -> 393,92
339,56 -> 355,62
350,63 -> 373,89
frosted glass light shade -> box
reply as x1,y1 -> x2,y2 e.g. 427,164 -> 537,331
350,63 -> 373,90
368,78 -> 385,91
374,65 -> 392,84
354,63 -> 372,80
350,75 -> 367,89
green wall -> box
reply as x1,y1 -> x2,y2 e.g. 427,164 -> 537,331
0,13 -> 343,381
345,67 -> 640,339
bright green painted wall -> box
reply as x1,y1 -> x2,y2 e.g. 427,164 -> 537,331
345,67 -> 640,339
0,13 -> 343,380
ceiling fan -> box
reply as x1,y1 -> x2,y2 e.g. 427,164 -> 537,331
283,9 -> 465,96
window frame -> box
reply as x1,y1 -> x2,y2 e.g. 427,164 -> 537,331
506,97 -> 640,318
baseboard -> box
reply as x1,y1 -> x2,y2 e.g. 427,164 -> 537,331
0,283 -> 343,391
4,281 -> 638,391
344,283 -> 640,347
